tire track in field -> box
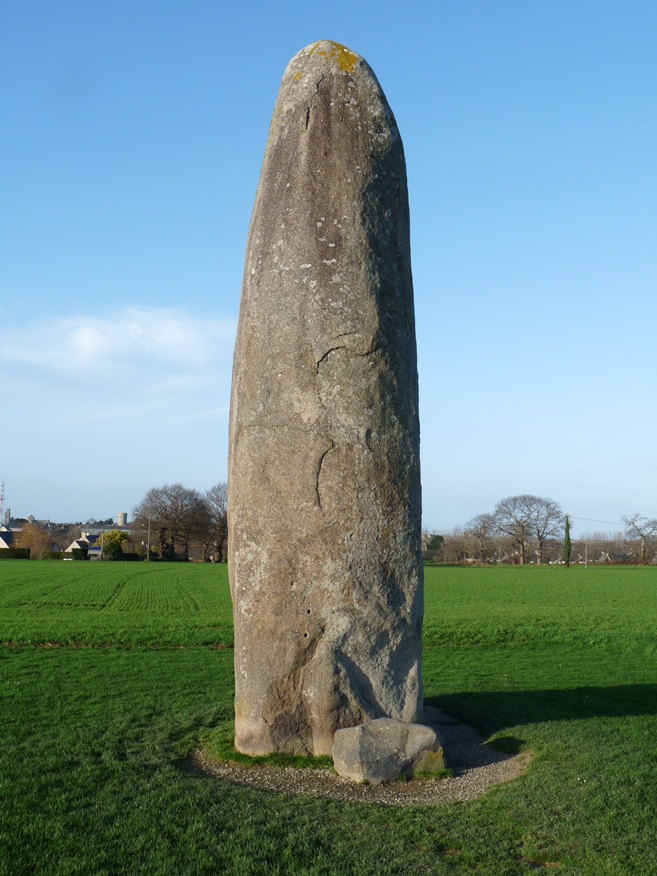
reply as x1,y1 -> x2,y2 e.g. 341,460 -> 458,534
101,578 -> 126,610
6,577 -> 77,608
102,570 -> 152,610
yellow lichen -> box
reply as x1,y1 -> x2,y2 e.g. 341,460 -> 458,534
292,71 -> 302,81
308,41 -> 359,74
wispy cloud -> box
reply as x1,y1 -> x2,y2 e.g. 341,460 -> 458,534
2,305 -> 237,442
4,307 -> 237,519
0,306 -> 236,376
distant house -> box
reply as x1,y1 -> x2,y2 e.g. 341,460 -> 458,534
64,533 -> 102,558
64,533 -> 97,550
64,538 -> 90,553
0,528 -> 59,555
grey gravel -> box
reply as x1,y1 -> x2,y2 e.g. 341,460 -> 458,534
188,707 -> 530,807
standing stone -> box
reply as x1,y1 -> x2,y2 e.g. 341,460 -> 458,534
228,41 -> 423,756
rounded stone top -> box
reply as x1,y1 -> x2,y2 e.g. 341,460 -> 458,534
274,41 -> 392,137
283,40 -> 371,81
301,41 -> 360,73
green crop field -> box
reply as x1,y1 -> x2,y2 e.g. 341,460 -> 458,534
1,561 -> 656,874
0,561 -> 233,646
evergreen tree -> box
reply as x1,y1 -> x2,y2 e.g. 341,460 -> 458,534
563,514 -> 571,568
101,529 -> 128,560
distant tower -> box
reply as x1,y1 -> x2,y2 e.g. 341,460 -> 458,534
0,484 -> 4,526
117,512 -> 128,527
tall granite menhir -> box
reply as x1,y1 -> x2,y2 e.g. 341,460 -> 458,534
228,41 -> 423,756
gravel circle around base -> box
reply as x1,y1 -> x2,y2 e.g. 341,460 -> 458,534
188,707 -> 530,807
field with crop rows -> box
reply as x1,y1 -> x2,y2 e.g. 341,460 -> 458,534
0,561 -> 233,646
1,561 -> 657,874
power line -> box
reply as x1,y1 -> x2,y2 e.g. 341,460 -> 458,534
426,515 -> 626,535
569,516 -> 624,527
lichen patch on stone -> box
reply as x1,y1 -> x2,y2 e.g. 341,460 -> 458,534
307,41 -> 360,74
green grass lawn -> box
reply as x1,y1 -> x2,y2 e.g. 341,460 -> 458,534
1,561 -> 656,874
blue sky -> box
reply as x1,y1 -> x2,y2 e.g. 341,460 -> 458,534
2,1 -> 656,535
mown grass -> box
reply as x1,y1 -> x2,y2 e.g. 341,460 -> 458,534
1,561 -> 656,874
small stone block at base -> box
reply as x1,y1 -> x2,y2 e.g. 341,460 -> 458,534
332,718 -> 445,784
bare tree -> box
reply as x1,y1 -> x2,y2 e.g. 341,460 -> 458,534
530,497 -> 563,565
440,528 -> 471,565
494,495 -> 536,564
133,484 -> 211,560
15,522 -> 52,559
464,513 -> 496,563
578,530 -> 628,564
205,483 -> 228,561
622,514 -> 657,565
134,486 -> 174,558
493,494 -> 563,565
175,491 -> 212,561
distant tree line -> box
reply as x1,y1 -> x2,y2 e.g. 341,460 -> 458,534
423,497 -> 657,566
8,487 -> 656,566
132,483 -> 227,562
2,483 -> 228,562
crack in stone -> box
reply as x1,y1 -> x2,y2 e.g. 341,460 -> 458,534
315,440 -> 335,507
305,75 -> 324,129
315,337 -> 383,374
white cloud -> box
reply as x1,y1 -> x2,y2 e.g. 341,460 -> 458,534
0,306 -> 236,375
2,304 -> 237,454
5,307 -> 234,520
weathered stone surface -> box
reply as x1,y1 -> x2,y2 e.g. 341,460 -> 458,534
228,41 -> 423,756
332,719 -> 445,784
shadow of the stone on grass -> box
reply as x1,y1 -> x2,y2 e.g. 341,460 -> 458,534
426,683 -> 657,737
487,736 -> 524,755
423,706 -> 525,775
